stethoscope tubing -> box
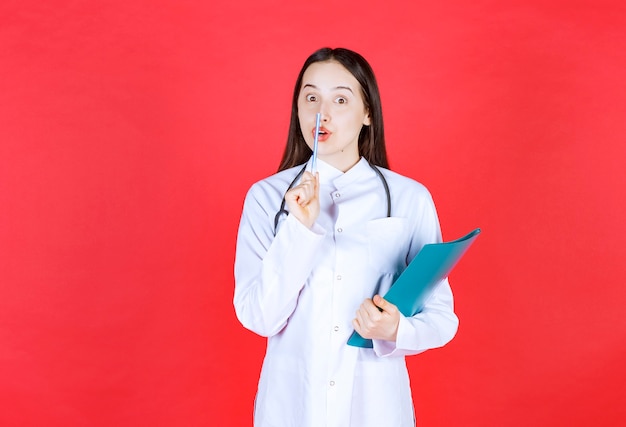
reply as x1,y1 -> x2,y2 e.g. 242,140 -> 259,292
273,160 -> 391,235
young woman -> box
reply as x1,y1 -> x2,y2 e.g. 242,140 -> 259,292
234,47 -> 458,427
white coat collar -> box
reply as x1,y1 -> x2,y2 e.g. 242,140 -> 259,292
306,156 -> 375,189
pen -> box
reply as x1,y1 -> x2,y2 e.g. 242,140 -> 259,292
312,113 -> 321,173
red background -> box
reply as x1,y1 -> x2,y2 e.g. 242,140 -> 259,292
1,1 -> 625,426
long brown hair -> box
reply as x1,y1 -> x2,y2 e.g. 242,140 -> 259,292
277,47 -> 388,172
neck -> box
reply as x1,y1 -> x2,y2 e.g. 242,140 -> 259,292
320,154 -> 361,173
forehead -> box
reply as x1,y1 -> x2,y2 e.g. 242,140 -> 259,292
300,61 -> 361,91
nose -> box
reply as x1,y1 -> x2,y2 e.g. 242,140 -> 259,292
319,99 -> 331,123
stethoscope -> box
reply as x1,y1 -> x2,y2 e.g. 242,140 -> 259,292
273,160 -> 391,235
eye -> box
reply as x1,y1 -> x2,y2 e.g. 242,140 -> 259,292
306,94 -> 318,102
335,96 -> 347,104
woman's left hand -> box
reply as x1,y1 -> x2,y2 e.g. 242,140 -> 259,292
352,295 -> 400,342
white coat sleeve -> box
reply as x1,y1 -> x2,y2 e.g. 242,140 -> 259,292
233,183 -> 326,337
372,188 -> 459,358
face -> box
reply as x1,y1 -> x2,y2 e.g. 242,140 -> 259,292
297,61 -> 371,172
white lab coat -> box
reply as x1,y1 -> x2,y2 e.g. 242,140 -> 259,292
234,157 -> 458,427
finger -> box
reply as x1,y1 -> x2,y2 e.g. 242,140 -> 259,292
300,171 -> 316,184
354,309 -> 373,337
358,305 -> 375,330
302,176 -> 317,199
314,172 -> 320,194
353,317 -> 370,338
373,295 -> 398,314
355,306 -> 366,326
299,171 -> 319,198
362,302 -> 383,328
362,298 -> 384,318
287,183 -> 313,206
286,187 -> 306,206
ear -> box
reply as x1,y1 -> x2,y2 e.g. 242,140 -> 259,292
363,110 -> 371,126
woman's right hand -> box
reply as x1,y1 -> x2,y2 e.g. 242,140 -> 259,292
284,171 -> 320,229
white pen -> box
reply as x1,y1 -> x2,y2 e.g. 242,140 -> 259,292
311,112 -> 321,173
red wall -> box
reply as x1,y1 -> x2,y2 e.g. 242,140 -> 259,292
1,1 -> 625,426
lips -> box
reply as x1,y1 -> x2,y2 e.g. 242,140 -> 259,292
312,126 -> 332,142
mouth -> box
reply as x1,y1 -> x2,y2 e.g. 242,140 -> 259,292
313,127 -> 331,142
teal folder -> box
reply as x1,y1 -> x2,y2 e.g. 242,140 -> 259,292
347,228 -> 481,348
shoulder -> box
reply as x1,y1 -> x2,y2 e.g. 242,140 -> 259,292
376,166 -> 434,202
244,164 -> 306,206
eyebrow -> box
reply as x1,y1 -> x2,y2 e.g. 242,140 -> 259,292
302,83 -> 354,93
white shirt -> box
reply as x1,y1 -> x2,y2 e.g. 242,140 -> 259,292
234,157 -> 459,427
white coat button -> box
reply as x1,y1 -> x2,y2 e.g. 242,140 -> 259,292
334,192 -> 341,198
336,275 -> 342,281
333,326 -> 339,332
337,228 -> 343,233
330,381 -> 335,386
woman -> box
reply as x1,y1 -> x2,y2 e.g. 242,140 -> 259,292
234,47 -> 458,427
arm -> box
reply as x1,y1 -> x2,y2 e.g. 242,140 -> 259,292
371,278 -> 458,357
233,173 -> 324,337
355,185 -> 459,357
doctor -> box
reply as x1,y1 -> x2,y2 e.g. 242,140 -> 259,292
234,47 -> 458,427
